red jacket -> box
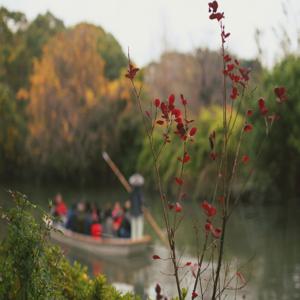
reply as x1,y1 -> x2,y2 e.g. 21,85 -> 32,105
55,202 -> 67,216
91,223 -> 102,237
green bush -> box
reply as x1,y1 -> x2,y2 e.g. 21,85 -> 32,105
0,191 -> 139,300
252,55 -> 300,202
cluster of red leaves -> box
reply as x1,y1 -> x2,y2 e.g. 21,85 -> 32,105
202,200 -> 217,217
154,94 -> 196,142
243,123 -> 253,133
125,62 -> 139,80
225,58 -> 251,98
125,3 -> 289,298
154,94 -> 196,200
241,88 -> 287,166
201,200 -> 222,238
258,98 -> 268,115
208,1 -> 224,22
178,152 -> 191,164
192,291 -> 198,299
209,1 -> 250,101
175,202 -> 182,213
274,86 -> 287,103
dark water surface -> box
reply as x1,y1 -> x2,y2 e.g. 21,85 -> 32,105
0,182 -> 299,299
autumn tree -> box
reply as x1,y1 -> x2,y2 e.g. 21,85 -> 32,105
0,7 -> 27,92
28,23 -> 136,182
0,83 -> 26,178
0,8 -> 65,94
144,49 -> 262,111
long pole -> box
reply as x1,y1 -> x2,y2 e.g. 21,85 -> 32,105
102,151 -> 168,246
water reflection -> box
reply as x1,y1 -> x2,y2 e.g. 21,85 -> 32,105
0,183 -> 299,299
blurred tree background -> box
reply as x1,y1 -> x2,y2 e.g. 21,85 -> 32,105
0,6 -> 298,202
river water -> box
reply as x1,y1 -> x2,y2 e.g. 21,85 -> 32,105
0,182 -> 299,299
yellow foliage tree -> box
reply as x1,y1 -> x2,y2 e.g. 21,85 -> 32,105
28,23 -> 132,179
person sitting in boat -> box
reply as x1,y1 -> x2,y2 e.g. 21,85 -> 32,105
91,221 -> 102,237
65,203 -> 77,230
112,201 -> 123,232
112,201 -> 122,218
91,203 -> 101,223
117,201 -> 131,238
129,173 -> 145,240
71,201 -> 89,234
102,206 -> 115,237
83,201 -> 93,235
90,220 -> 103,238
89,203 -> 102,238
52,193 -> 68,223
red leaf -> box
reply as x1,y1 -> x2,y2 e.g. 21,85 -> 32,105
247,109 -> 253,117
234,59 -> 240,66
239,67 -> 251,81
175,177 -> 183,185
205,221 -> 213,232
152,255 -> 161,260
227,64 -> 235,72
125,63 -> 139,80
242,155 -> 250,164
192,291 -> 199,299
168,203 -> 174,210
224,54 -> 231,62
212,227 -> 222,238
209,12 -> 224,21
230,86 -> 239,100
175,202 -> 182,213
243,124 -> 253,132
168,94 -> 175,105
210,151 -> 217,160
229,73 -> 241,83
208,1 -> 218,13
172,108 -> 181,118
258,98 -> 268,115
160,102 -> 168,118
182,153 -> 190,164
180,94 -> 187,105
155,283 -> 161,295
175,117 -> 183,124
156,120 -> 164,125
274,86 -> 287,102
189,127 -> 197,137
221,29 -> 230,43
201,200 -> 217,217
154,98 -> 160,107
185,261 -> 192,266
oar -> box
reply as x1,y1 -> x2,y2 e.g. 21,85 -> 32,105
102,151 -> 168,246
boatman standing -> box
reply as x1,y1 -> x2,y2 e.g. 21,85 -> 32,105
129,173 -> 145,240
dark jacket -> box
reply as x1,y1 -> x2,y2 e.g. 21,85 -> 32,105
130,187 -> 144,217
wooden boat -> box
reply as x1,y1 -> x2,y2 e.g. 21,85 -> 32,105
50,225 -> 152,258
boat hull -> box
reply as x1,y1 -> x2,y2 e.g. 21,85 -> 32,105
50,225 -> 152,258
